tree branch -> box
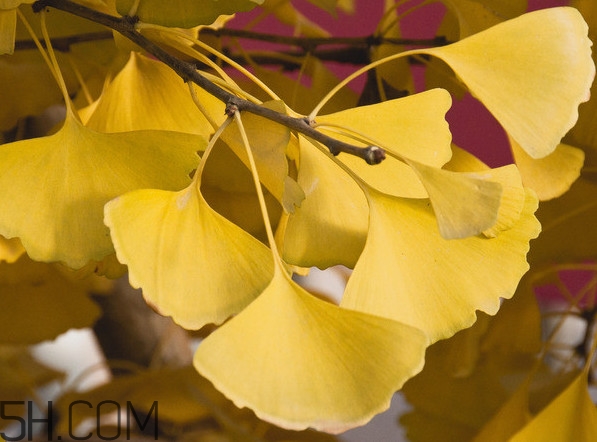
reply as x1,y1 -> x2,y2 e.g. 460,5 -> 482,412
32,0 -> 386,164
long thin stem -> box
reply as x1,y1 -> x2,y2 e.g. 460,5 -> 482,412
232,110 -> 283,269
32,0 -> 385,164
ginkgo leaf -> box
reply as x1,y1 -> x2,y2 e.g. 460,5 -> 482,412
85,52 -> 218,137
104,182 -> 274,330
0,235 -> 24,263
317,88 -> 453,168
201,138 -> 282,243
341,186 -> 540,342
510,137 -> 585,201
194,270 -> 428,433
0,113 -> 202,268
221,100 -> 304,212
115,0 -> 263,28
0,255 -> 101,344
510,371 -> 597,442
406,159 -> 503,239
421,7 -> 595,159
443,146 -> 527,237
282,136 -> 368,269
401,326 -> 516,441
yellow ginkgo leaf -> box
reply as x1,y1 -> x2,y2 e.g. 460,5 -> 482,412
421,7 -> 594,159
510,370 -> 597,442
341,187 -> 541,342
221,100 -> 304,213
318,88 -> 453,168
85,52 -> 218,137
0,255 -> 101,344
282,136 -> 368,269
200,138 -> 282,243
406,159 -> 503,239
0,235 -> 24,263
194,270 -> 428,434
510,137 -> 585,201
443,146 -> 527,237
0,114 -> 202,268
104,182 -> 274,330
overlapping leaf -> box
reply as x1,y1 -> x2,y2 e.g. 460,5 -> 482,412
194,270 -> 428,433
282,136 -> 368,269
510,138 -> 585,201
509,370 -> 597,441
221,101 -> 304,213
85,52 -> 218,137
341,186 -> 540,342
0,114 -> 202,268
421,7 -> 595,159
104,180 -> 274,330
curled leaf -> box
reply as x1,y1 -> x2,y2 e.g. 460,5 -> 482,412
422,7 -> 595,159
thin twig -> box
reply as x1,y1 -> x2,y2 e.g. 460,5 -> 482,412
31,0 -> 386,164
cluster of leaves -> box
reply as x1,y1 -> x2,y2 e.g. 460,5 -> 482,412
0,0 -> 596,440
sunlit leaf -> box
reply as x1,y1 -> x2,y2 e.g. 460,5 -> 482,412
104,181 -> 274,330
194,270 -> 428,433
85,52 -> 218,138
510,371 -> 597,441
0,113 -> 202,268
282,136 -> 368,269
318,88 -> 453,168
510,138 -> 585,201
406,159 -> 503,239
421,7 -> 595,159
342,187 -> 540,342
115,0 -> 263,28
0,255 -> 101,344
443,147 -> 526,237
